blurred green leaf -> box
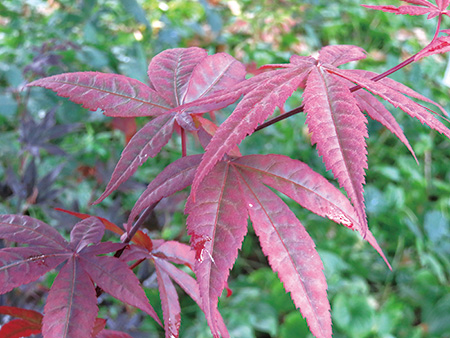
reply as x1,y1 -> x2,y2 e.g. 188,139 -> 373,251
119,0 -> 151,29
280,311 -> 311,338
425,293 -> 450,337
0,94 -> 18,120
332,293 -> 376,338
424,210 -> 449,245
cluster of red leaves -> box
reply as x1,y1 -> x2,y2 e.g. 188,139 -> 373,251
0,211 -> 220,338
2,3 -> 450,337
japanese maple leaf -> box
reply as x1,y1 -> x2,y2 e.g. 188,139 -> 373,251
54,206 -> 226,338
185,46 -> 369,235
27,47 -> 246,203
0,215 -> 160,338
126,151 -> 390,338
187,154 -> 394,338
362,0 -> 450,19
185,44 -> 450,239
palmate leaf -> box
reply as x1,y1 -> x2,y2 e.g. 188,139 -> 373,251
187,45 -> 371,237
0,215 -> 160,338
302,44 -> 449,237
185,44 -> 450,253
185,152 -> 390,338
189,46 -> 373,241
91,48 -> 222,203
204,44 -> 449,246
27,48 -> 245,203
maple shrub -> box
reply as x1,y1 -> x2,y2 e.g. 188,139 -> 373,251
2,1 -> 450,337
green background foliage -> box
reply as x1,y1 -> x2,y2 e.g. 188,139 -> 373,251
0,0 -> 449,337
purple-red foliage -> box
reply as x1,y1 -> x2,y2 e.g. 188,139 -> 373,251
3,3 -> 450,336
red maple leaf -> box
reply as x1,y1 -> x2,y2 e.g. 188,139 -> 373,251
27,48 -> 246,204
0,215 -> 159,338
128,151 -> 390,338
53,207 -> 224,338
183,45 -> 449,240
